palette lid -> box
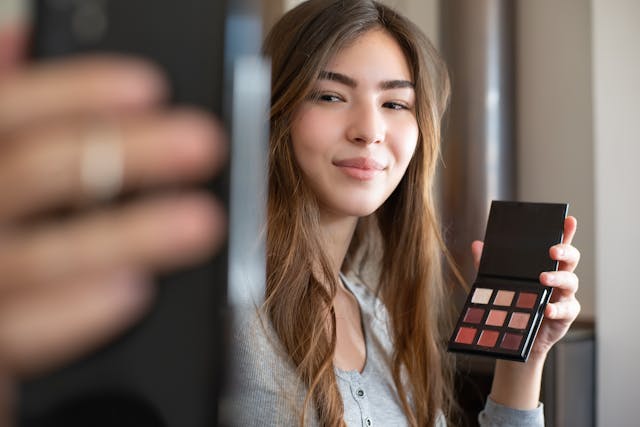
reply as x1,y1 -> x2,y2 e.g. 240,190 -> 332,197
478,201 -> 568,281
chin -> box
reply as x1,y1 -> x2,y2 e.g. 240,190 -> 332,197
327,197 -> 386,218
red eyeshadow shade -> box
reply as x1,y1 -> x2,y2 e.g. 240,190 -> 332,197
516,292 -> 538,309
486,309 -> 507,327
501,332 -> 523,350
463,308 -> 485,324
477,330 -> 499,347
455,327 -> 477,344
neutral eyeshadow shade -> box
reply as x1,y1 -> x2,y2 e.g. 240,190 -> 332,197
501,332 -> 523,350
463,307 -> 485,324
477,330 -> 499,347
455,326 -> 477,344
508,312 -> 530,329
493,290 -> 515,306
486,309 -> 507,327
516,292 -> 538,309
471,288 -> 493,304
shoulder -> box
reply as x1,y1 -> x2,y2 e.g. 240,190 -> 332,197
222,306 -> 312,425
227,306 -> 299,391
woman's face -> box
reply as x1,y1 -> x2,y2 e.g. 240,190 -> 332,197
290,29 -> 419,219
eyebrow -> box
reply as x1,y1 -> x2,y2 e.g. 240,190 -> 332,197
318,70 -> 414,90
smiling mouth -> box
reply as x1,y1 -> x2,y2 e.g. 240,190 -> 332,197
333,157 -> 386,180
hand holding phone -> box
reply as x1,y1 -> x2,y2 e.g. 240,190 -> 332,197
0,1 -> 263,426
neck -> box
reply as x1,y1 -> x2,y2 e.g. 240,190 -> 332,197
318,209 -> 358,278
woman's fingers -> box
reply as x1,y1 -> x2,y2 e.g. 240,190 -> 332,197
549,242 -> 581,273
0,193 -> 225,290
0,109 -> 226,222
539,270 -> 579,295
562,216 -> 578,246
539,217 -> 581,324
545,298 -> 581,321
0,269 -> 153,376
0,55 -> 166,133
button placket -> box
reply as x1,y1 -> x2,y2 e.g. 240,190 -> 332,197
348,375 -> 372,427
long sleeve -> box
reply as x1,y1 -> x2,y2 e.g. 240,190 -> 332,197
478,397 -> 545,427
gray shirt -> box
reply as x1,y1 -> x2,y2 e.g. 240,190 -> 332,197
223,274 -> 544,426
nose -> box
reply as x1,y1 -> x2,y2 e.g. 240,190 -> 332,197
346,102 -> 385,145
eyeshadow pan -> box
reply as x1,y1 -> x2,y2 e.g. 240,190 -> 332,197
486,309 -> 507,327
455,327 -> 477,344
508,312 -> 530,329
501,333 -> 523,350
477,330 -> 499,347
516,292 -> 538,309
463,308 -> 485,324
493,290 -> 514,306
471,288 -> 493,304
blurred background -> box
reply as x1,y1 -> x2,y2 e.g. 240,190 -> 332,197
2,0 -> 638,426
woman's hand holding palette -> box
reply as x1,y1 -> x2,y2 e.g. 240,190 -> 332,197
448,201 -> 568,362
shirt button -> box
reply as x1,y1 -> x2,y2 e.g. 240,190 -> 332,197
356,388 -> 365,398
365,417 -> 372,426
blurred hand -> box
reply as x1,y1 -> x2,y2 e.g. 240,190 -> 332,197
0,22 -> 227,417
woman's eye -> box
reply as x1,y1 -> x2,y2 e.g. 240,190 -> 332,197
383,101 -> 409,110
318,93 -> 342,102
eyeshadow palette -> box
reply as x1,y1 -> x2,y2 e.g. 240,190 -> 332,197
448,201 -> 568,362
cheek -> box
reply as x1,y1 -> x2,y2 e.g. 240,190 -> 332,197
392,119 -> 419,170
290,108 -> 319,170
290,107 -> 341,168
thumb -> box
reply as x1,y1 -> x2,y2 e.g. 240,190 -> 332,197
471,240 -> 484,270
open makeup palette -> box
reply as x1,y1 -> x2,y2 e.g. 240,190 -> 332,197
448,201 -> 568,362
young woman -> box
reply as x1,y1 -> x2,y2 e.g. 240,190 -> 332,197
229,1 -> 581,426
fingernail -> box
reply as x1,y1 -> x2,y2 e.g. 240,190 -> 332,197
544,273 -> 555,284
556,246 -> 565,258
168,112 -> 222,169
172,196 -> 225,251
109,270 -> 153,311
114,60 -> 168,105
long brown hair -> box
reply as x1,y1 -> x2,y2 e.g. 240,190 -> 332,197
263,1 -> 455,425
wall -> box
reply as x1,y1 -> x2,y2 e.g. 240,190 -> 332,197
592,0 -> 640,425
516,0 -> 595,319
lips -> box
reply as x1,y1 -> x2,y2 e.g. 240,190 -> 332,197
333,157 -> 386,180
333,157 -> 385,171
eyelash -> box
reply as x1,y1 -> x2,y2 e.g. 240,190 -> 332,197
318,93 -> 343,102
383,101 -> 410,111
310,92 -> 411,110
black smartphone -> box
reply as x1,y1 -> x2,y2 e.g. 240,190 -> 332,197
20,1 -> 269,426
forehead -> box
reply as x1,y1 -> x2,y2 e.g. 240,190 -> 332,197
324,29 -> 413,82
